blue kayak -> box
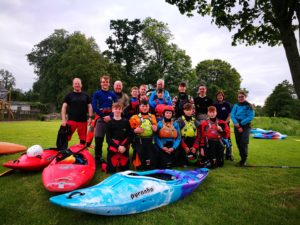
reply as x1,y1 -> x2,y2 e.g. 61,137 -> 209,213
250,128 -> 272,134
253,131 -> 287,139
50,168 -> 208,216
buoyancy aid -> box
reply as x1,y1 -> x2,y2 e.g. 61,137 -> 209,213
158,120 -> 178,139
138,113 -> 153,137
204,119 -> 221,140
180,116 -> 197,138
128,98 -> 139,115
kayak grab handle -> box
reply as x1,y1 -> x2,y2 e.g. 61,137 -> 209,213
67,191 -> 85,199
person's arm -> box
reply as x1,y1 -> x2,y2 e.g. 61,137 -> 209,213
230,104 -> 239,126
87,103 -> 93,124
241,105 -> 255,125
61,103 -> 68,126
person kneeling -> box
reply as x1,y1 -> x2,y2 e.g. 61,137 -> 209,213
154,106 -> 181,169
106,102 -> 132,173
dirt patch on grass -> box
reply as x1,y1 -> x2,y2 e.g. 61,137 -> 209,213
272,188 -> 300,209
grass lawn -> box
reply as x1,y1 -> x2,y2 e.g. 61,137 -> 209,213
0,119 -> 300,225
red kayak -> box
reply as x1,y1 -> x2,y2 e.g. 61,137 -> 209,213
3,148 -> 58,171
42,144 -> 95,192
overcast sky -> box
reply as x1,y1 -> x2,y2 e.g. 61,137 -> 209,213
0,0 -> 292,105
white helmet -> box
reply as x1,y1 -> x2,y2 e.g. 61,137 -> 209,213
27,145 -> 43,157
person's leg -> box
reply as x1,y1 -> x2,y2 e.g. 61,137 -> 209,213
239,126 -> 251,165
77,121 -> 87,145
94,120 -> 107,166
66,120 -> 77,141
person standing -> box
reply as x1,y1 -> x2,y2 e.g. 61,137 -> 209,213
149,79 -> 172,109
172,81 -> 194,119
61,78 -> 93,145
214,91 -> 233,160
231,90 -> 255,167
194,85 -> 213,122
113,80 -> 129,108
92,75 -> 118,166
106,102 -> 132,173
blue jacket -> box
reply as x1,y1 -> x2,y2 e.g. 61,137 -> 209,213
231,101 -> 254,126
92,90 -> 117,117
149,90 -> 172,109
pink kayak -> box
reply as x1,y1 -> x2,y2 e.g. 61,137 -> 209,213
42,144 -> 95,192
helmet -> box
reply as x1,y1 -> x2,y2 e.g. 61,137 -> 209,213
187,153 -> 198,164
163,105 -> 174,114
27,145 -> 43,157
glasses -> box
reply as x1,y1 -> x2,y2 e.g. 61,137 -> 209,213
238,96 -> 245,99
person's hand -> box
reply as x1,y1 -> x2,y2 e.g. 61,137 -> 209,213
162,147 -> 169,153
217,125 -> 223,132
87,118 -> 92,125
190,147 -> 196,154
103,116 -> 111,123
134,127 -> 144,134
61,120 -> 67,126
118,146 -> 126,153
184,147 -> 190,154
200,148 -> 205,157
238,127 -> 243,133
152,125 -> 157,132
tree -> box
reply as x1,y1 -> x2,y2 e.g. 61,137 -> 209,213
194,59 -> 242,103
0,69 -> 15,90
165,0 -> 300,99
141,18 -> 194,94
264,80 -> 300,119
104,19 -> 146,85
27,29 -> 109,108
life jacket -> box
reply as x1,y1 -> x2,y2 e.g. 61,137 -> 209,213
138,113 -> 153,137
204,119 -> 221,140
158,120 -> 178,139
180,116 -> 196,138
128,98 -> 139,116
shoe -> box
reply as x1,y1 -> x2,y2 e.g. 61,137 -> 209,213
235,161 -> 246,167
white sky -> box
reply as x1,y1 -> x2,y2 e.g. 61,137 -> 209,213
0,0 -> 292,105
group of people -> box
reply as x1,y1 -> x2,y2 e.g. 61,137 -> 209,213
61,76 -> 254,173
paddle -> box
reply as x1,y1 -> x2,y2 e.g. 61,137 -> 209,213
243,165 -> 300,169
0,169 -> 15,177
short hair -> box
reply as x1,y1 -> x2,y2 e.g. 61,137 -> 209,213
112,101 -> 123,110
139,84 -> 147,89
131,86 -> 138,91
100,75 -> 110,81
208,106 -> 217,113
238,90 -> 247,97
114,80 -> 123,87
157,79 -> 164,85
157,88 -> 163,94
183,103 -> 193,111
216,90 -> 225,99
139,99 -> 149,106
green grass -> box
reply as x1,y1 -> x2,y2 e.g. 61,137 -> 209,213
0,119 -> 300,225
252,117 -> 300,136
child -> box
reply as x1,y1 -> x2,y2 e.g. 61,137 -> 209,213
106,102 -> 132,173
154,105 -> 181,168
151,88 -> 172,121
124,86 -> 140,118
176,103 -> 200,167
198,106 -> 230,168
129,99 -> 158,170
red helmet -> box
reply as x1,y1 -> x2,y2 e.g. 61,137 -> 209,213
163,105 -> 174,114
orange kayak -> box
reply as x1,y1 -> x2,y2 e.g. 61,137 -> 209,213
0,142 -> 27,155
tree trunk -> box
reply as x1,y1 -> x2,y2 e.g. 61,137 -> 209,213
280,29 -> 300,99
272,0 -> 300,99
